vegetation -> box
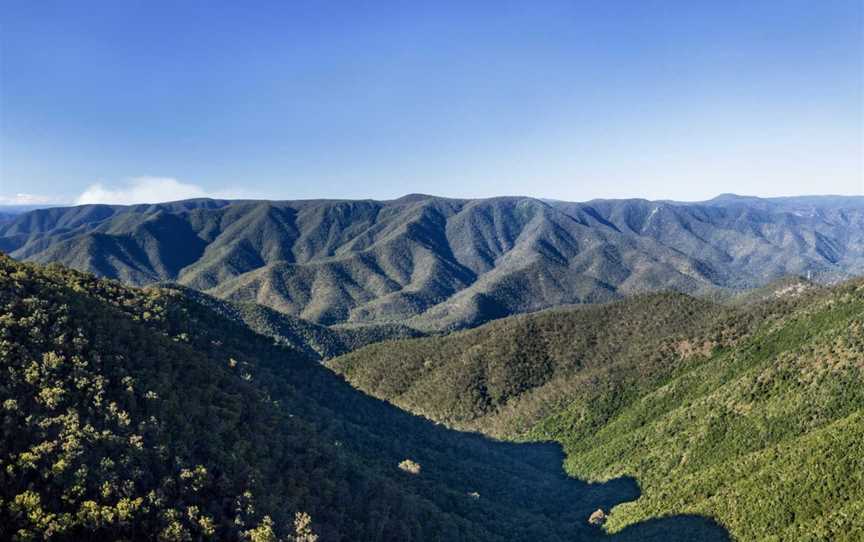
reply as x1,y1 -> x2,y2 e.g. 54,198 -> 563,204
2,195 -> 861,331
0,256 -> 329,540
329,291 -> 797,437
549,280 -> 864,540
0,255 -> 731,541
331,279 -> 864,540
170,284 -> 423,360
4,191 -> 863,540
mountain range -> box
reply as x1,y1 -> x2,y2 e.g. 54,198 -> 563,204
2,192 -> 863,541
1,194 -> 862,331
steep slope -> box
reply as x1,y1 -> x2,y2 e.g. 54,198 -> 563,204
327,290 -> 793,437
329,279 -> 864,540
0,205 -> 56,225
546,280 -> 864,540
552,196 -> 864,286
1,194 -> 862,331
171,284 -> 424,359
0,256 -> 731,541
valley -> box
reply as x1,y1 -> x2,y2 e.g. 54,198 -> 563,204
0,255 -> 731,541
1,195 -> 863,541
331,277 -> 864,540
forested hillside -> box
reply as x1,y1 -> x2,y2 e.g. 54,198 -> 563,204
330,279 -> 864,540
0,255 -> 731,541
2,194 -> 861,331
167,284 -> 424,360
328,290 -> 794,436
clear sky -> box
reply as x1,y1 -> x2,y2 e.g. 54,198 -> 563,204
1,1 -> 862,205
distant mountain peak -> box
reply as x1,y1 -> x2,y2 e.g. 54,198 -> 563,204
392,193 -> 439,202
708,193 -> 757,202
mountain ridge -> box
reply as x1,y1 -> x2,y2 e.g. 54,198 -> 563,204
2,193 -> 861,331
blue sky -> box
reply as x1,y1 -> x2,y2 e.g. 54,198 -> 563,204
1,1 -> 861,205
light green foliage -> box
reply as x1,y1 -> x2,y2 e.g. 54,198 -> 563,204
0,256 -> 322,540
333,278 -> 864,541
550,282 -> 864,540
329,292 -> 780,437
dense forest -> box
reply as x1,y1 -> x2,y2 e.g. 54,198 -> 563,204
331,278 -> 864,540
0,255 -> 731,541
328,292 -> 774,436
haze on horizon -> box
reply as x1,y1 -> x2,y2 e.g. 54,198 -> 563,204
1,1 -> 862,206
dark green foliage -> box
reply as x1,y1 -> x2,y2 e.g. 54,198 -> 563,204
0,255 -> 731,541
331,278 -> 864,540
167,284 -> 424,360
328,291 -> 792,437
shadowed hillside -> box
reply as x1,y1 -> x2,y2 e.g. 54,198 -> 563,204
2,194 -> 861,331
167,284 -> 425,359
329,278 -> 864,540
0,256 -> 731,541
327,292 -> 784,436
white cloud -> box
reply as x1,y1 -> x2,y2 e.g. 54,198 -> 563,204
75,177 -> 212,205
0,193 -> 64,206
